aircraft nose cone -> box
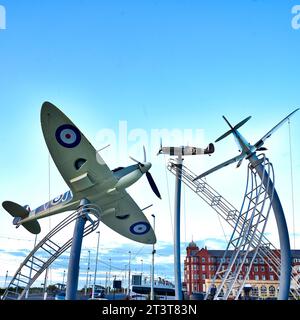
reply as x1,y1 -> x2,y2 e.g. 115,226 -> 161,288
142,162 -> 152,173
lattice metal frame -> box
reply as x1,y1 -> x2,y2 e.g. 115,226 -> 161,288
167,155 -> 299,299
2,204 -> 100,300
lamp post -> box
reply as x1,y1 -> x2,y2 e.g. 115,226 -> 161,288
62,270 -> 66,286
127,251 -> 131,296
108,258 -> 112,293
141,259 -> 144,281
150,214 -> 156,300
92,230 -> 100,299
84,250 -> 90,296
4,270 -> 8,288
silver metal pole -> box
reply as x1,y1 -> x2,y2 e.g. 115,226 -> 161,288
150,214 -> 156,300
127,251 -> 131,296
92,231 -> 100,299
4,270 -> 8,288
85,250 -> 91,296
174,155 -> 183,300
108,258 -> 111,293
25,234 -> 38,299
250,154 -> 291,300
62,270 -> 66,286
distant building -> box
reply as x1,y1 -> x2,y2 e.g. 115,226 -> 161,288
183,240 -> 300,299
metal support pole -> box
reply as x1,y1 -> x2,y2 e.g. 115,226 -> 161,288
150,214 -> 156,300
92,231 -> 100,299
174,155 -> 183,300
85,250 -> 91,295
4,270 -> 8,288
66,198 -> 89,300
127,251 -> 131,297
25,235 -> 38,299
250,154 -> 291,300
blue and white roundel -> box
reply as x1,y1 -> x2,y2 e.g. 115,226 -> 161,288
55,124 -> 81,148
130,222 -> 150,235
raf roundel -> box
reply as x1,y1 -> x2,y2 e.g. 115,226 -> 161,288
55,124 -> 81,148
129,222 -> 151,235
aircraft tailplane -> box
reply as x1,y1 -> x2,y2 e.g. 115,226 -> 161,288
2,201 -> 41,234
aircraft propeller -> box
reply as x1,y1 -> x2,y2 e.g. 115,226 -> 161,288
130,146 -> 162,199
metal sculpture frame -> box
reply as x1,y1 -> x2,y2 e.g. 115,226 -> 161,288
2,203 -> 100,300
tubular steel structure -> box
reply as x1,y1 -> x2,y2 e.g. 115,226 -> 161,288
167,155 -> 299,300
205,154 -> 274,300
2,204 -> 100,300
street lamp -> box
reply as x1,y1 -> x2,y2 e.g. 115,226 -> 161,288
62,270 -> 66,286
150,214 -> 156,300
4,270 -> 8,288
108,258 -> 112,293
84,250 -> 91,296
92,231 -> 100,299
141,259 -> 144,281
127,251 -> 131,296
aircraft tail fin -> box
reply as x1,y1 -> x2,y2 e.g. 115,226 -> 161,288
2,201 -> 41,234
204,143 -> 215,154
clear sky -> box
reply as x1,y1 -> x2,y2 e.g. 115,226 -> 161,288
0,1 -> 299,289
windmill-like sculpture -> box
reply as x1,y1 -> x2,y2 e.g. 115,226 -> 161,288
194,108 -> 299,300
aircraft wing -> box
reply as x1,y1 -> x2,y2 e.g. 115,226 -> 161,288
254,108 -> 299,149
98,190 -> 156,244
194,153 -> 245,180
41,102 -> 117,197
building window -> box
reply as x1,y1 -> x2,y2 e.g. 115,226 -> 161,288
202,265 -> 205,271
269,286 -> 276,297
269,266 -> 273,272
202,257 -> 205,263
270,275 -> 274,281
254,266 -> 258,272
260,286 -> 267,297
262,275 -> 266,281
201,275 -> 206,280
261,266 -> 265,272
252,286 -> 259,297
255,275 -> 259,281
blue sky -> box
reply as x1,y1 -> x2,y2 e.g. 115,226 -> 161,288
0,1 -> 300,289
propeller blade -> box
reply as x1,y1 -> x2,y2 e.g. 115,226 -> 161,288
143,145 -> 147,162
146,172 -> 162,199
129,156 -> 144,167
129,156 -> 140,164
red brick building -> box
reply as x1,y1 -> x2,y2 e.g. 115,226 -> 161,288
184,240 -> 300,297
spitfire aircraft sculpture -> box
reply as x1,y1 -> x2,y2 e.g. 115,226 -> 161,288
194,108 -> 299,180
2,102 -> 161,244
157,139 -> 214,156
